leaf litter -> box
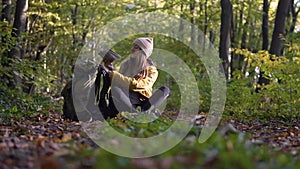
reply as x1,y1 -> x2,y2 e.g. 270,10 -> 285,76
0,111 -> 299,168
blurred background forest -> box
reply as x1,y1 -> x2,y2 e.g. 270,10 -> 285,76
0,0 -> 300,168
1,0 -> 300,118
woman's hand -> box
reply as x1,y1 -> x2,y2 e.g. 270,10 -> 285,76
103,57 -> 114,71
99,64 -> 112,76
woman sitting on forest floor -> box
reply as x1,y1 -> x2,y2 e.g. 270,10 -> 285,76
98,37 -> 170,118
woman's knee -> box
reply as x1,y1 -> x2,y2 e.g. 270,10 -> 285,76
111,86 -> 126,98
158,86 -> 170,97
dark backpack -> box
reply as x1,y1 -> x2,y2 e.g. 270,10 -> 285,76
61,80 -> 78,121
95,66 -> 118,119
62,60 -> 120,121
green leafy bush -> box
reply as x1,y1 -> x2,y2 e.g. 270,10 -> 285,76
226,49 -> 300,120
0,85 -> 61,125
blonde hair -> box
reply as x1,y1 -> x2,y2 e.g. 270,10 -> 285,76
120,51 -> 150,80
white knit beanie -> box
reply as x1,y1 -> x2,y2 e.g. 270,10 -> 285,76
133,37 -> 153,58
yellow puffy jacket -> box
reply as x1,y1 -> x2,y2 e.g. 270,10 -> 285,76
111,66 -> 158,98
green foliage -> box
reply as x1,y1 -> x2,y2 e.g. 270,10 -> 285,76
2,57 -> 57,94
0,1 -> 299,167
90,131 -> 300,169
226,73 -> 261,118
0,85 -> 61,125
226,49 -> 300,120
0,21 -> 16,54
285,32 -> 300,59
106,113 -> 175,138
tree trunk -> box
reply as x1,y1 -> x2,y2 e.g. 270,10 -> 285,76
257,0 -> 270,88
262,0 -> 269,50
179,4 -> 184,41
236,2 -> 245,71
219,0 -> 232,79
240,21 -> 248,49
204,0 -> 208,36
209,30 -> 215,48
237,2 -> 244,39
72,4 -> 79,47
203,0 -> 208,52
230,7 -> 236,76
8,0 -> 28,89
269,0 -> 291,56
289,0 -> 300,33
1,0 -> 12,22
190,0 -> 196,47
9,0 -> 28,59
198,1 -> 203,46
179,3 -> 184,56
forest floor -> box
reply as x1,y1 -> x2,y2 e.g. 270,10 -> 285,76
0,110 -> 299,169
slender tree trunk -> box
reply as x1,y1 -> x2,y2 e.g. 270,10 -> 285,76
249,20 -> 258,51
198,2 -> 203,46
233,5 -> 238,37
239,22 -> 247,73
8,0 -> 28,89
9,0 -> 28,59
237,3 -> 244,39
1,0 -> 12,22
190,0 -> 196,47
179,3 -> 184,56
219,0 -> 232,79
203,0 -> 208,52
289,0 -> 300,33
262,0 -> 269,50
258,3 -> 270,88
230,8 -> 236,76
209,31 -> 215,48
240,21 -> 248,49
236,2 -> 245,71
269,0 -> 291,56
204,0 -> 208,36
72,3 -> 79,47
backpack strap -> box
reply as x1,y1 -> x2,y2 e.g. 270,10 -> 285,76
95,65 -> 113,118
94,66 -> 102,104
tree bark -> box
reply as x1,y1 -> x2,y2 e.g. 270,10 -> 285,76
230,6 -> 236,76
9,0 -> 28,59
269,0 -> 291,56
198,1 -> 203,46
236,2 -> 245,71
190,0 -> 196,47
289,0 -> 300,33
72,4 -> 79,47
8,0 -> 28,89
203,0 -> 208,51
219,0 -> 232,79
237,3 -> 244,39
209,30 -> 215,48
179,4 -> 184,41
240,21 -> 247,49
1,0 -> 12,22
262,0 -> 269,50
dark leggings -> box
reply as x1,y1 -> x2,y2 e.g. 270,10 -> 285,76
110,86 -> 170,113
